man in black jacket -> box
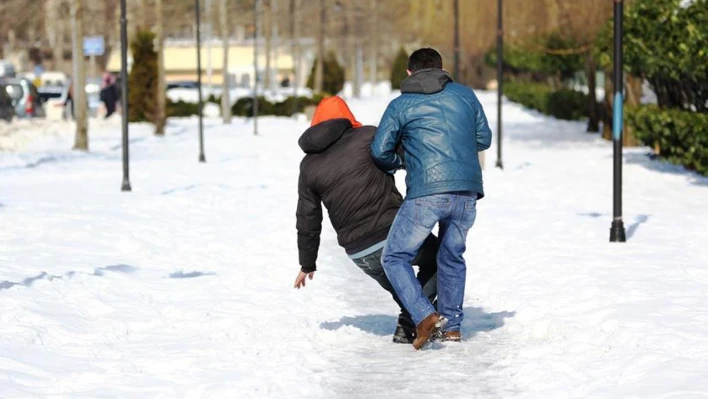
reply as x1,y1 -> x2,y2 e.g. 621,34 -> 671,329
294,96 -> 438,343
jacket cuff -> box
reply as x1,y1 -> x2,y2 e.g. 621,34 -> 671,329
300,264 -> 317,273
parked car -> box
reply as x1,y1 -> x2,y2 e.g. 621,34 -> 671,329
0,60 -> 17,78
37,71 -> 69,103
44,77 -> 102,120
167,80 -> 199,90
3,78 -> 46,119
0,83 -> 16,122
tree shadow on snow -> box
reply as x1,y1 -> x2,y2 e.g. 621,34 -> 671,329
0,264 -> 138,291
624,152 -> 708,187
320,307 -> 515,339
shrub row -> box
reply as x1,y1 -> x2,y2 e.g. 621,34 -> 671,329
167,95 -> 324,118
504,81 -> 588,121
627,105 -> 708,176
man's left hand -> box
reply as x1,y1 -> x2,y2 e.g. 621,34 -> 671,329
294,271 -> 315,289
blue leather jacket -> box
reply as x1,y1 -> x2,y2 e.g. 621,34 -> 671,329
371,69 -> 492,199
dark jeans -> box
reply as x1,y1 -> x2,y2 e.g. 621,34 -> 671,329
351,234 -> 438,327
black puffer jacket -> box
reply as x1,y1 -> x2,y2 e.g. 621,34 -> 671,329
296,118 -> 403,272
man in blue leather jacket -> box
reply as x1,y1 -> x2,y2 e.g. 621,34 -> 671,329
371,48 -> 492,349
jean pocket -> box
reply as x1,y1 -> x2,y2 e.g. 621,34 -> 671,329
464,198 -> 477,211
415,197 -> 451,210
461,199 -> 478,227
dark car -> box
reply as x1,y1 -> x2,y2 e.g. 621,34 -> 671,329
0,83 -> 16,122
166,80 -> 199,90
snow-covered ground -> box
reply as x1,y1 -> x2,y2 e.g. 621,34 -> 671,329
1,91 -> 708,398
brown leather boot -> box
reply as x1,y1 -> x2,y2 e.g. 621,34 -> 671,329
441,331 -> 461,342
412,313 -> 447,350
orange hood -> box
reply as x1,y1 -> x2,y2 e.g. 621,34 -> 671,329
310,96 -> 363,128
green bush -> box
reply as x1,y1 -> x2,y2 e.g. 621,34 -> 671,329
547,89 -> 588,120
596,0 -> 708,113
232,96 -> 274,117
166,99 -> 199,117
128,30 -> 158,123
505,81 -> 588,121
306,52 -> 345,95
390,47 -> 409,90
167,94 -> 325,118
627,105 -> 708,175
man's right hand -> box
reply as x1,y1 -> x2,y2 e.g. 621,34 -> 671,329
294,271 -> 315,289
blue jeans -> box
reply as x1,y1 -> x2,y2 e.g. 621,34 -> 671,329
382,193 -> 477,332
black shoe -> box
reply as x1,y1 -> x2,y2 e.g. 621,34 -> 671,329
392,316 -> 417,344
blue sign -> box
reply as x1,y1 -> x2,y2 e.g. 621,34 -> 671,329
83,36 -> 105,56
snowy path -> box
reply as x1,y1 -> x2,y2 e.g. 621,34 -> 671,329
1,92 -> 708,398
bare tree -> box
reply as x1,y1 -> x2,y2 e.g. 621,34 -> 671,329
71,0 -> 88,150
221,0 -> 231,123
314,0 -> 324,93
155,0 -> 167,135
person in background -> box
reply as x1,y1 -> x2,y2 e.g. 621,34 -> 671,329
100,71 -> 118,118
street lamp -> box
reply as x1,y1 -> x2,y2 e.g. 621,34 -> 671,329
196,0 -> 206,162
120,0 -> 131,192
495,0 -> 504,169
610,0 -> 627,242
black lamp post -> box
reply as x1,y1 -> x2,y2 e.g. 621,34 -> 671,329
120,0 -> 131,191
610,0 -> 627,242
196,0 -> 206,162
495,0 -> 503,169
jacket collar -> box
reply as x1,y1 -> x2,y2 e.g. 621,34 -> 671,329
400,68 -> 453,94
298,118 -> 352,154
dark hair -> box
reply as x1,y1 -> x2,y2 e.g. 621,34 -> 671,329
407,48 -> 443,72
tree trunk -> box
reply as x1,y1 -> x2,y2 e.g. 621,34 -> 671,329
586,55 -> 599,133
71,0 -> 89,150
220,0 -> 231,123
155,0 -> 167,135
315,0 -> 325,93
289,0 -> 300,99
264,2 -> 272,90
270,0 -> 279,92
368,0 -> 378,94
206,0 -> 213,89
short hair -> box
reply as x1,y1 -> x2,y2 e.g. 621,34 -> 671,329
407,48 -> 443,72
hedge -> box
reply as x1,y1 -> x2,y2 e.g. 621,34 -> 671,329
626,105 -> 708,176
167,95 -> 325,118
504,81 -> 588,121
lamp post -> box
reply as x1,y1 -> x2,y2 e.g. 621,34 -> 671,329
610,0 -> 627,242
120,0 -> 131,191
495,0 -> 503,169
196,0 -> 206,162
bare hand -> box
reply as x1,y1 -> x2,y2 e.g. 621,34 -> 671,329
294,271 -> 315,289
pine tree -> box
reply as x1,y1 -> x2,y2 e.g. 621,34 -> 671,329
390,47 -> 409,90
306,52 -> 345,95
128,30 -> 158,123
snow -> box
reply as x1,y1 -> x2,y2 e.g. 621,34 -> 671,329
1,91 -> 708,398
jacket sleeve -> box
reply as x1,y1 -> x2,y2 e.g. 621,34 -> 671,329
371,102 -> 404,172
296,169 -> 322,273
474,97 -> 493,152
